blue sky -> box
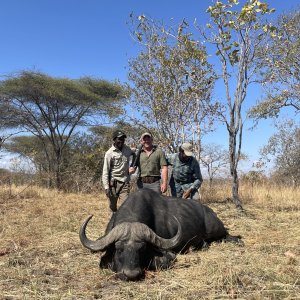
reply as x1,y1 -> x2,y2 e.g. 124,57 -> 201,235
0,0 -> 212,80
0,0 -> 299,172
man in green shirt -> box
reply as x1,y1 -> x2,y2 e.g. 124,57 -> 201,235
136,132 -> 168,194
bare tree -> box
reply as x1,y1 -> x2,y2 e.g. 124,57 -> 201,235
260,119 -> 300,186
202,0 -> 275,209
250,9 -> 300,119
127,15 -> 217,155
200,143 -> 229,187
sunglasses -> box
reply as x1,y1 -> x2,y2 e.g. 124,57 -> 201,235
142,135 -> 151,140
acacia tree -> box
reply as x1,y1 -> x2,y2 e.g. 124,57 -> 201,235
250,9 -> 300,119
127,15 -> 217,154
203,0 -> 275,209
3,135 -> 55,183
0,98 -> 22,152
0,71 -> 124,189
4,132 -> 105,191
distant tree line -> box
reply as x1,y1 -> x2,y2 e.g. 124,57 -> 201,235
0,2 -> 299,204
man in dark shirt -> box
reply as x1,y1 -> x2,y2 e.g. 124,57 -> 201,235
167,142 -> 203,200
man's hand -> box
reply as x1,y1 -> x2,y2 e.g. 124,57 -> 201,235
182,188 -> 192,199
161,182 -> 168,194
129,166 -> 136,174
109,202 -> 117,212
106,189 -> 117,212
105,188 -> 111,198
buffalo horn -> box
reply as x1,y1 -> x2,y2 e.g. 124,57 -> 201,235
136,217 -> 182,249
79,215 -> 182,251
79,215 -> 126,251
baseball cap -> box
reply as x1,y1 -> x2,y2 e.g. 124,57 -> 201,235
112,130 -> 127,140
140,132 -> 152,140
181,142 -> 193,156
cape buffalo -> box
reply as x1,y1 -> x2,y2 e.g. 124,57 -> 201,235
79,188 -> 242,281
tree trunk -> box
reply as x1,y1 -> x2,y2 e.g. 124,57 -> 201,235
55,148 -> 63,190
229,131 -> 243,210
56,168 -> 62,190
209,177 -> 213,189
231,168 -> 243,210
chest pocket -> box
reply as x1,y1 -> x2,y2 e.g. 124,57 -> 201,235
112,155 -> 127,168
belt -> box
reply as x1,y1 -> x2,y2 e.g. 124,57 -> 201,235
175,179 -> 188,184
140,176 -> 161,184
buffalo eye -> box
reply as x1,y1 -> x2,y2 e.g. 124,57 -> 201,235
115,241 -> 124,253
140,243 -> 146,251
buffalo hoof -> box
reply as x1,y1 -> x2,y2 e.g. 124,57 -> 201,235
225,234 -> 244,246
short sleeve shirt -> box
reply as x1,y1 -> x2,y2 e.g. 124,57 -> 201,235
138,147 -> 167,177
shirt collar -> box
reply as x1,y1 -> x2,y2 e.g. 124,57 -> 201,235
142,145 -> 157,152
178,153 -> 191,163
112,144 -> 123,151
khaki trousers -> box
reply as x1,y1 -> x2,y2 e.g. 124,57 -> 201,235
108,181 -> 130,212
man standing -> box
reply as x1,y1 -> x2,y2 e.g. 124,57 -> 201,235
136,132 -> 168,194
102,130 -> 135,212
167,142 -> 203,200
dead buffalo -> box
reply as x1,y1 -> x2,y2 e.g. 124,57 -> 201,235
79,188 -> 242,281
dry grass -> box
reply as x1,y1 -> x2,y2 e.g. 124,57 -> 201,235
0,183 -> 299,300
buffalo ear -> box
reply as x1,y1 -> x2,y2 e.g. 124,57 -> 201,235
99,247 -> 114,269
149,250 -> 176,270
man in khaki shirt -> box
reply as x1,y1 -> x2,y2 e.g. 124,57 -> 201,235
102,130 -> 135,212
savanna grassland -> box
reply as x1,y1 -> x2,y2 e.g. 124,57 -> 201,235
0,182 -> 299,300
